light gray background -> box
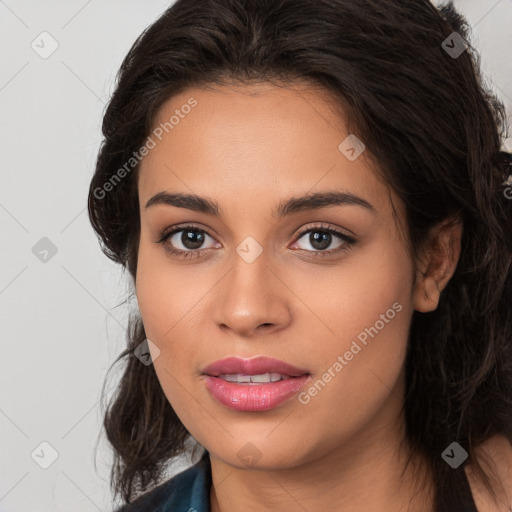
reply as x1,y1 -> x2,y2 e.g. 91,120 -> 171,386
0,1 -> 511,511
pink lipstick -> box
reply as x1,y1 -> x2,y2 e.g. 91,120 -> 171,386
201,356 -> 311,411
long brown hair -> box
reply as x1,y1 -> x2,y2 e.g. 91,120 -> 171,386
88,0 -> 512,509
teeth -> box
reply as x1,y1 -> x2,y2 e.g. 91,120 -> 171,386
219,372 -> 292,383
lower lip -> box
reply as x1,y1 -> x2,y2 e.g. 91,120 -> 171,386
203,374 -> 311,411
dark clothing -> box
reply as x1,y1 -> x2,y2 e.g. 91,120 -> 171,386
115,451 -> 211,512
114,450 -> 479,511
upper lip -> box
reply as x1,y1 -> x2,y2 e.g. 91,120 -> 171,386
201,356 -> 310,377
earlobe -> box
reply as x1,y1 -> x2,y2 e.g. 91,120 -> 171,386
413,275 -> 441,313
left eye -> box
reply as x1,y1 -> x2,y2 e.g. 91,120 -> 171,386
292,227 -> 356,254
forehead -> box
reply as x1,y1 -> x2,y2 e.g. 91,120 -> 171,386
138,82 -> 400,222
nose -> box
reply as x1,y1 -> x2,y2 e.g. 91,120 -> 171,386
212,254 -> 292,339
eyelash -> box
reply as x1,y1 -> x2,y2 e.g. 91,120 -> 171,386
156,223 -> 357,260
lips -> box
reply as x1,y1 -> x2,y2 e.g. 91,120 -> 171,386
201,356 -> 312,411
201,356 -> 310,378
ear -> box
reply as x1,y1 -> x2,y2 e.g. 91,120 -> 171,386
412,216 -> 463,313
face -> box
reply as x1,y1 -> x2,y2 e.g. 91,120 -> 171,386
135,82 -> 418,470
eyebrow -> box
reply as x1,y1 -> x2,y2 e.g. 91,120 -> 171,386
144,190 -> 377,218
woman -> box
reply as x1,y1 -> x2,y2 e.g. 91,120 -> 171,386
88,0 -> 512,510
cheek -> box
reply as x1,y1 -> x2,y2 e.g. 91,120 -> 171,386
134,244 -> 203,423
300,243 -> 410,376
293,239 -> 414,422
134,238 -> 216,393
299,234 -> 413,357
135,248 -> 170,342
135,238 -> 199,342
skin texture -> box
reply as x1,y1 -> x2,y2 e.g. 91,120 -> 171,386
135,82 -> 465,512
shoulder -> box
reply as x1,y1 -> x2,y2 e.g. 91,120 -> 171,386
465,434 -> 512,512
114,477 -> 176,512
114,452 -> 211,512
